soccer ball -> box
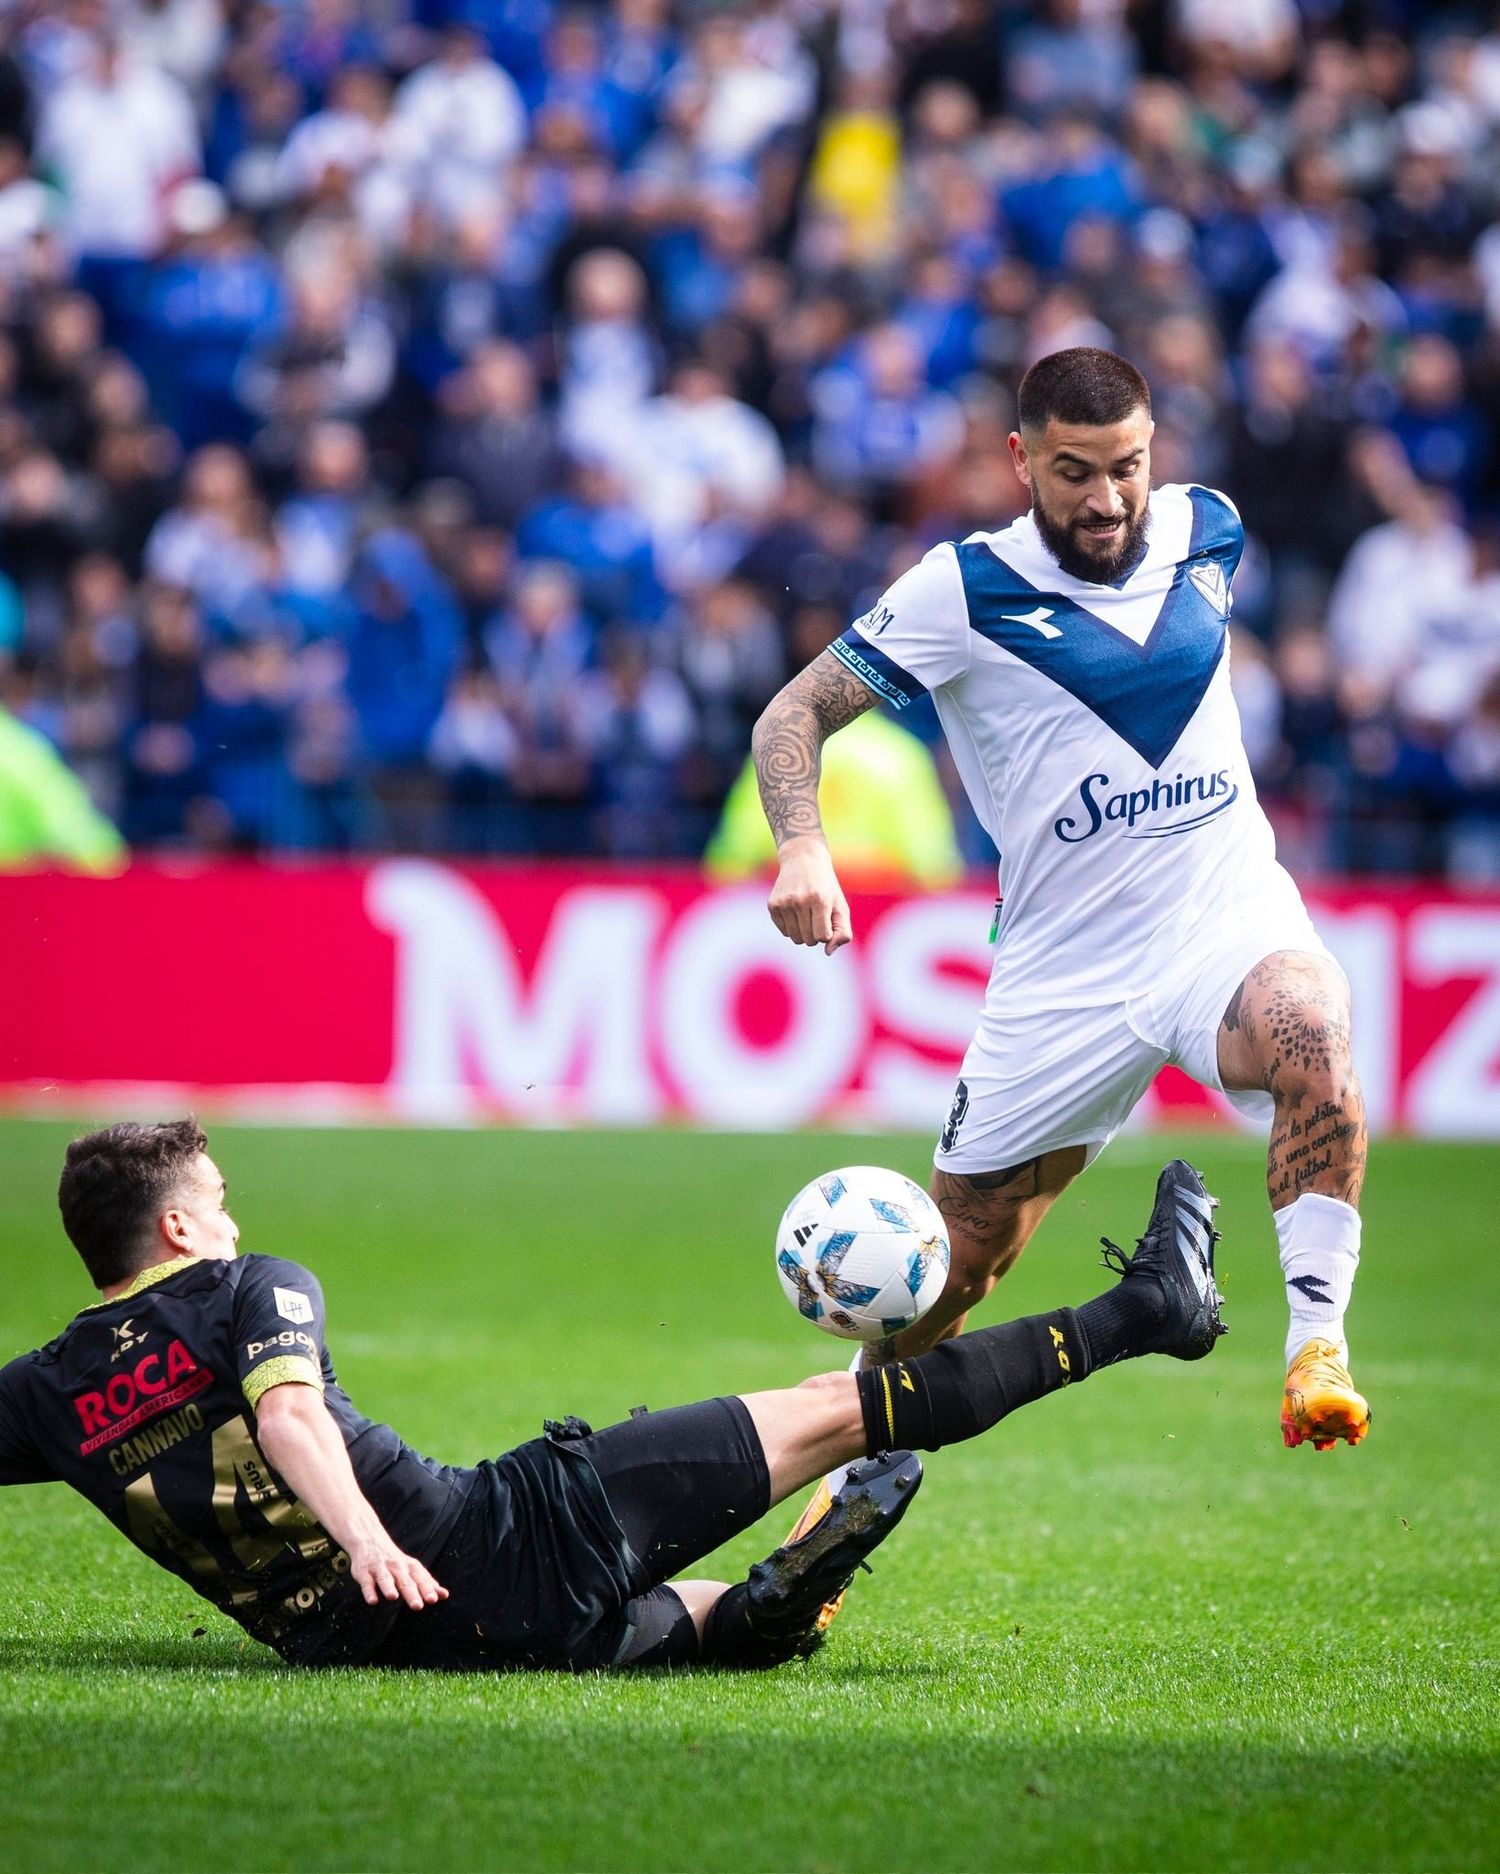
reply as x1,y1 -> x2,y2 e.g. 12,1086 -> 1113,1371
775,1166 -> 950,1341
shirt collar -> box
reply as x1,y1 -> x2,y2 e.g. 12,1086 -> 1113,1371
82,1255 -> 201,1311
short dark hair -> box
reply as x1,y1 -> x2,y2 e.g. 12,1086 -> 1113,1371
1017,347 -> 1151,435
58,1119 -> 208,1288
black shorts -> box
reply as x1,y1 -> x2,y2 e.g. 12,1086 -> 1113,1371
372,1395 -> 770,1673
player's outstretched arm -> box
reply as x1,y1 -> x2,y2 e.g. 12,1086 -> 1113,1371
254,1383 -> 448,1611
751,649 -> 876,954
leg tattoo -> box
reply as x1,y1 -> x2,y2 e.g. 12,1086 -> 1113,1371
1219,952 -> 1368,1211
885,1149 -> 1084,1359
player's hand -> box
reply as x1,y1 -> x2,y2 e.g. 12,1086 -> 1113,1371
348,1533 -> 449,1611
768,836 -> 853,955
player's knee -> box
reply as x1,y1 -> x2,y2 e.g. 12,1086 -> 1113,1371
942,1245 -> 1002,1316
1267,985 -> 1358,1109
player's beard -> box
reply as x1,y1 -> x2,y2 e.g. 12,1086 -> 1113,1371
1031,489 -> 1151,585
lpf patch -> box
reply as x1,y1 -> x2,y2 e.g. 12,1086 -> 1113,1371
274,1287 -> 314,1325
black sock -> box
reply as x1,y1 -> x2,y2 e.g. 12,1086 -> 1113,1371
855,1308 -> 1090,1454
700,1582 -> 756,1665
700,1581 -> 808,1670
1072,1280 -> 1165,1370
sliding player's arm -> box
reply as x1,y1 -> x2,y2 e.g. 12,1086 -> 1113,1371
752,650 -> 876,954
234,1254 -> 444,1611
254,1382 -> 447,1611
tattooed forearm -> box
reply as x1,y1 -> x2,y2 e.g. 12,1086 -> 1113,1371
1269,1096 -> 1368,1207
751,649 -> 877,848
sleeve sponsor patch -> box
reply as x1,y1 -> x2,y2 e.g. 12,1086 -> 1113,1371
829,630 -> 925,708
242,1353 -> 325,1408
274,1286 -> 314,1325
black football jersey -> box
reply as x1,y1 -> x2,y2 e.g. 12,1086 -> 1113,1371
0,1253 -> 468,1665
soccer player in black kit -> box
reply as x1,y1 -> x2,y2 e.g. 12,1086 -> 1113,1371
0,1120 -> 1228,1671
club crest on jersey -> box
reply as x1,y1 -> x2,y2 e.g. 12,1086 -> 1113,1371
1054,768 -> 1239,843
1188,560 -> 1229,617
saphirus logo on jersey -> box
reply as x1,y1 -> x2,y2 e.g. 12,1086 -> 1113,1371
74,1338 -> 215,1455
1054,768 -> 1239,843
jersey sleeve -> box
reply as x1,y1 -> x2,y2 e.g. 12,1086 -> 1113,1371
829,542 -> 972,709
1190,486 -> 1245,586
230,1256 -> 329,1409
0,1358 -> 53,1486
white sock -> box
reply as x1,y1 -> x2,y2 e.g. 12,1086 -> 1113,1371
1276,1193 -> 1361,1365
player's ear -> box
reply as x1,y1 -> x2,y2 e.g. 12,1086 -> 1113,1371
1007,430 -> 1031,488
159,1205 -> 191,1251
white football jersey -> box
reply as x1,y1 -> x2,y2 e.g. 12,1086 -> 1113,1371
830,484 -> 1283,1006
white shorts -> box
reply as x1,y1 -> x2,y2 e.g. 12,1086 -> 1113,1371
934,871 -> 1337,1174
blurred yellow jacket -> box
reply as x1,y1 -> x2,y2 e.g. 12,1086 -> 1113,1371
705,710 -> 963,888
806,108 -> 901,259
0,708 -> 127,874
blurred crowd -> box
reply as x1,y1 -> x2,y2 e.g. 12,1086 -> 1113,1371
2,0 -> 1500,877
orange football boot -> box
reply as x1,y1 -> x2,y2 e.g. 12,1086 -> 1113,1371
1282,1337 -> 1371,1450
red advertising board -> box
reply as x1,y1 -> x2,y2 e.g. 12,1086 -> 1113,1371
2,861 -> 1499,1135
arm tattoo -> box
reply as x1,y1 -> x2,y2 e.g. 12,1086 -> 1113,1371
751,649 -> 877,847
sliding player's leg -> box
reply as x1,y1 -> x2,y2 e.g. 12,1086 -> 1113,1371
1215,949 -> 1370,1450
779,997 -> 1167,1627
581,1157 -> 1226,1668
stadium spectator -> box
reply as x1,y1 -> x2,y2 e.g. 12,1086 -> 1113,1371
671,576 -> 785,805
235,262 -> 396,450
37,35 -> 200,330
428,340 -> 565,532
614,358 -> 785,585
481,560 -> 595,853
137,189 -> 283,449
393,26 -> 527,227
121,580 -> 206,844
516,451 -> 663,627
143,442 -> 272,627
344,528 -> 462,777
0,0 -> 1495,880
812,323 -> 964,514
576,631 -> 698,856
275,420 -> 375,604
1327,435 -> 1474,700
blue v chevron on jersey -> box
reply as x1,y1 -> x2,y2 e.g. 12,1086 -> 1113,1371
828,482 -> 1277,1005
956,486 -> 1242,769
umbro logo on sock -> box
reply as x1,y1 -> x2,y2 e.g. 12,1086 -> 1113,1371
1287,1273 -> 1333,1305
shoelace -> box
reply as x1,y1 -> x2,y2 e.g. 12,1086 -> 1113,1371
1099,1228 -> 1226,1294
1098,1234 -> 1137,1277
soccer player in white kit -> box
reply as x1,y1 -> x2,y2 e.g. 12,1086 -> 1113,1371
752,349 -> 1370,1481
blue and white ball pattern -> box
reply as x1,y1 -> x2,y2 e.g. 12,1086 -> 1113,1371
775,1165 -> 951,1341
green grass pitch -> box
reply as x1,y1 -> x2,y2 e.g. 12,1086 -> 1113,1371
0,1118 -> 1495,1873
